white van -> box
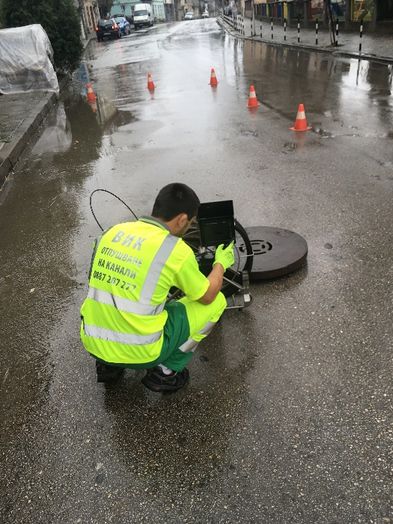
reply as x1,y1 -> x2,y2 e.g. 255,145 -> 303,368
133,4 -> 154,29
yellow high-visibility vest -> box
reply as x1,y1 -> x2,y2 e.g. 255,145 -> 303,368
80,217 -> 192,364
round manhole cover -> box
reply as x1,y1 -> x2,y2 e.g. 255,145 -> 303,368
239,226 -> 308,281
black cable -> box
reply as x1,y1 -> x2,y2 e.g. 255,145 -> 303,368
89,192 -> 244,290
89,189 -> 139,231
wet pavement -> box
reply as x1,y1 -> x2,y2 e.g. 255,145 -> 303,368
1,20 -> 393,523
0,91 -> 57,185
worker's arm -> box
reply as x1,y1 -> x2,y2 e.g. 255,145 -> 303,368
198,243 -> 234,305
199,263 -> 224,305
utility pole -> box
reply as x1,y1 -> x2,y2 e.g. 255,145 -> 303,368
324,0 -> 336,46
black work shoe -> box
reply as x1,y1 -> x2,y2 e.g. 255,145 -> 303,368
141,367 -> 190,393
96,361 -> 124,384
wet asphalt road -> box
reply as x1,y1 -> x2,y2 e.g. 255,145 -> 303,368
1,19 -> 393,523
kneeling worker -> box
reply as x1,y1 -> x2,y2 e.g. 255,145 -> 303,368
80,183 -> 234,392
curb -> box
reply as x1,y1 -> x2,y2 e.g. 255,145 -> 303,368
0,91 -> 58,189
217,18 -> 393,66
83,34 -> 97,52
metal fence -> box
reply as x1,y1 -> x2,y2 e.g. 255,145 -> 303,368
218,10 -> 368,57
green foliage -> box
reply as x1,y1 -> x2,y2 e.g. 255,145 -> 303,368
52,0 -> 83,72
1,0 -> 83,72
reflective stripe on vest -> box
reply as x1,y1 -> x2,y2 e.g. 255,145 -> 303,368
87,287 -> 165,316
87,233 -> 178,316
138,233 -> 179,302
83,324 -> 162,345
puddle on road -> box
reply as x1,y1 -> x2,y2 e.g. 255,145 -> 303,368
282,141 -> 298,153
313,127 -> 335,139
32,103 -> 72,157
30,91 -> 136,166
242,40 -> 393,139
72,30 -> 393,154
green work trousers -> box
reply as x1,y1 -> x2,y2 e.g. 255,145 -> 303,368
95,292 -> 227,372
159,292 -> 227,371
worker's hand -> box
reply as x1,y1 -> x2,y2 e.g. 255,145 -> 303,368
213,242 -> 235,271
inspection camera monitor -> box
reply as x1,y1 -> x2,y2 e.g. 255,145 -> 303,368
198,200 -> 235,247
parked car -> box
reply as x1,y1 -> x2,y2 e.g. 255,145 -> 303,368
201,11 -> 209,18
96,19 -> 122,41
133,3 -> 154,29
114,16 -> 131,35
184,11 -> 194,20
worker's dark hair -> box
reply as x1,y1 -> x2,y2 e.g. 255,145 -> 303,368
152,183 -> 200,221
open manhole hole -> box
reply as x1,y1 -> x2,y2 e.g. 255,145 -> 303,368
238,226 -> 308,281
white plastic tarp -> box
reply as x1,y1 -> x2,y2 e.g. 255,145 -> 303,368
0,24 -> 59,95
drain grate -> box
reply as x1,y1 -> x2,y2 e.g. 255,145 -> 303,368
239,239 -> 273,255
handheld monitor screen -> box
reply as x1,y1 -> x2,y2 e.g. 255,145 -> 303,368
198,200 -> 235,247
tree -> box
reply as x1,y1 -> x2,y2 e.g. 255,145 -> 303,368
1,0 -> 82,72
1,0 -> 55,32
52,0 -> 83,71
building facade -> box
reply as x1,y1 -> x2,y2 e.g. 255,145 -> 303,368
74,0 -> 100,39
236,0 -> 393,30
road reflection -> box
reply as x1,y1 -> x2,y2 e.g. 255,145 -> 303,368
241,39 -> 393,136
32,103 -> 72,157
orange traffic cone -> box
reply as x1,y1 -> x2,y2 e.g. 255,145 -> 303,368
86,83 -> 96,102
209,68 -> 218,87
147,73 -> 155,91
247,85 -> 259,109
290,104 -> 312,132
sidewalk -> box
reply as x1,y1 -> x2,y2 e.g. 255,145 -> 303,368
219,15 -> 393,64
0,35 -> 96,190
0,91 -> 58,188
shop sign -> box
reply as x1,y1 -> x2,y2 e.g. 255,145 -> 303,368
311,0 -> 346,21
310,0 -> 324,19
352,0 -> 375,21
